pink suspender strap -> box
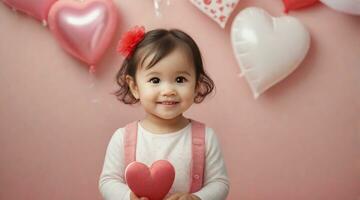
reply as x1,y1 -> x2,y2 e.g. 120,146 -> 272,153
189,120 -> 206,193
124,121 -> 138,168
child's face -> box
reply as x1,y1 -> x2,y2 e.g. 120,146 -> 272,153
128,47 -> 197,120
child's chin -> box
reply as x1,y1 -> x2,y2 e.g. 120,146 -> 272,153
156,113 -> 183,120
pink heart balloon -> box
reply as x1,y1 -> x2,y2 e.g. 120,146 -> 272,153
3,0 -> 57,25
125,160 -> 175,200
48,0 -> 118,73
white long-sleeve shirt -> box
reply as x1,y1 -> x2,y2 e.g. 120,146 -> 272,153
99,122 -> 229,200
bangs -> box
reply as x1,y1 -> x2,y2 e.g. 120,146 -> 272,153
138,36 -> 180,70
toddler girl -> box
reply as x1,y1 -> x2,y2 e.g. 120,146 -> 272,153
99,26 -> 229,200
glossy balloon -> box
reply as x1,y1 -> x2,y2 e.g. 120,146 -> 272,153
320,0 -> 360,15
231,7 -> 310,98
48,0 -> 118,72
282,0 -> 319,13
3,0 -> 57,25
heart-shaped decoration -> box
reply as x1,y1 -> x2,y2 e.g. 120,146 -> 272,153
320,0 -> 360,15
3,0 -> 58,25
125,160 -> 175,200
231,7 -> 310,98
189,0 -> 240,28
48,0 -> 118,72
282,0 -> 319,13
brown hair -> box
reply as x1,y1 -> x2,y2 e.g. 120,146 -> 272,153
114,28 -> 215,104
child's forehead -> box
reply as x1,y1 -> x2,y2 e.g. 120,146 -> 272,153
138,46 -> 194,72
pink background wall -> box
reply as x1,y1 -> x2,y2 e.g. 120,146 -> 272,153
0,0 -> 359,199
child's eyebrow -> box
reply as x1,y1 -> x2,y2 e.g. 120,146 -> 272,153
145,72 -> 160,77
144,71 -> 192,77
176,71 -> 192,76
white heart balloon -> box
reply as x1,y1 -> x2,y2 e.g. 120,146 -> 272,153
320,0 -> 360,15
231,7 -> 310,98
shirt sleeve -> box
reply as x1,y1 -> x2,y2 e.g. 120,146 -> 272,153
193,127 -> 230,200
98,128 -> 131,200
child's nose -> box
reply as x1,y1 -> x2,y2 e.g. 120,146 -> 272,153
161,83 -> 176,96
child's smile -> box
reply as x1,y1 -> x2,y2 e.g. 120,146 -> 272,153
157,100 -> 179,107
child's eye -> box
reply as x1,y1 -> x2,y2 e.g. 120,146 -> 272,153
176,76 -> 187,83
149,77 -> 160,84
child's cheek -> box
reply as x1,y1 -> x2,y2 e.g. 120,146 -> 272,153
145,86 -> 160,98
181,87 -> 196,101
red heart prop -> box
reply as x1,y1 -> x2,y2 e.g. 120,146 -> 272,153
282,0 -> 319,13
48,0 -> 118,72
125,160 -> 175,200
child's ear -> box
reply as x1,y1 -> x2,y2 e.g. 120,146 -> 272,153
195,81 -> 201,94
125,75 -> 139,99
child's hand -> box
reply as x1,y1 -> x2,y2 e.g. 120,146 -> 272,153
165,192 -> 201,200
130,192 -> 149,200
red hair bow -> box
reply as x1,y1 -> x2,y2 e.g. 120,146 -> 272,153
117,26 -> 145,58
